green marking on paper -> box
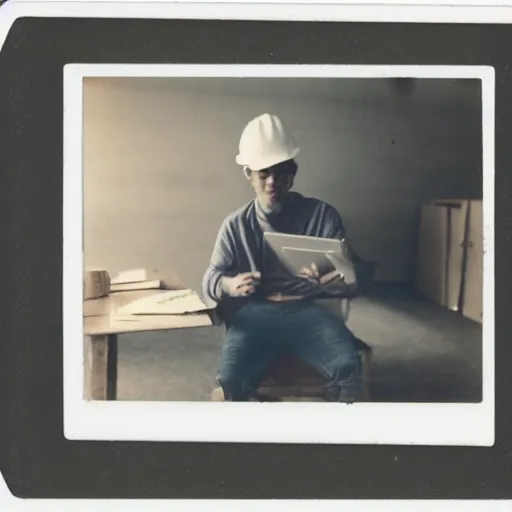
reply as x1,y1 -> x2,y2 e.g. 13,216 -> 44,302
155,290 -> 195,304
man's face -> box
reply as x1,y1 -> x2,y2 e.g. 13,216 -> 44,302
247,161 -> 295,210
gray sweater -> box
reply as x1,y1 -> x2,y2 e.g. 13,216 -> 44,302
202,192 -> 360,313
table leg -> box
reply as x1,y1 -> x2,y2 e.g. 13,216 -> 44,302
84,334 -> 118,400
106,334 -> 118,400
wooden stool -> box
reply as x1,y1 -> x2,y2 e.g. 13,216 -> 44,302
211,338 -> 372,402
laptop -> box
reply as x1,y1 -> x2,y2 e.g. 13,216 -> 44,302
263,231 -> 344,276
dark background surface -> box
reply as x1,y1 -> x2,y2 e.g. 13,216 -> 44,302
0,17 -> 510,499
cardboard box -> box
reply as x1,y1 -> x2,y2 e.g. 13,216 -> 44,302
461,200 -> 483,323
416,199 -> 482,323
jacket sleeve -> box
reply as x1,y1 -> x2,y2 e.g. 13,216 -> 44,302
201,218 -> 237,306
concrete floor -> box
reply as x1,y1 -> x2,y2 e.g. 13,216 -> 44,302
115,284 -> 483,403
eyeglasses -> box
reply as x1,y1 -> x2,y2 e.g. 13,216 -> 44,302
254,170 -> 292,182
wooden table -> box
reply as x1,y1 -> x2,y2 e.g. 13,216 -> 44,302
83,276 -> 214,400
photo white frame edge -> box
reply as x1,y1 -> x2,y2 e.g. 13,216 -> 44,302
63,63 -> 495,446
4,0 -> 512,30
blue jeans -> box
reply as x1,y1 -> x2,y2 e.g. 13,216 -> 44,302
216,299 -> 362,402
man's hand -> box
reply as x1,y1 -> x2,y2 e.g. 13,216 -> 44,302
319,269 -> 344,285
221,272 -> 261,298
297,263 -> 320,280
297,264 -> 343,285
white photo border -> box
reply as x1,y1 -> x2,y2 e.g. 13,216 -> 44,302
63,63 -> 495,446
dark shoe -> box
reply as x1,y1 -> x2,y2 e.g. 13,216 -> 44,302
325,377 -> 363,404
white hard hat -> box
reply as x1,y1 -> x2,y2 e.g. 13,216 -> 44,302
236,113 -> 300,171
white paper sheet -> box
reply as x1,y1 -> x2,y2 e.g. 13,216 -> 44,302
116,289 -> 210,315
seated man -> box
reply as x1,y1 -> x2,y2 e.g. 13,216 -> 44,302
202,113 -> 371,403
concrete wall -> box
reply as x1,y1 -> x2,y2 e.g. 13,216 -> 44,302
83,77 -> 482,293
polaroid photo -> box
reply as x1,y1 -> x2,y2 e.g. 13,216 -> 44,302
63,62 -> 494,446
4,0 -> 511,508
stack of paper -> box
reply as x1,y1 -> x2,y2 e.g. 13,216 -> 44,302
110,268 -> 162,293
111,268 -> 148,284
117,289 -> 210,316
110,280 -> 162,292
